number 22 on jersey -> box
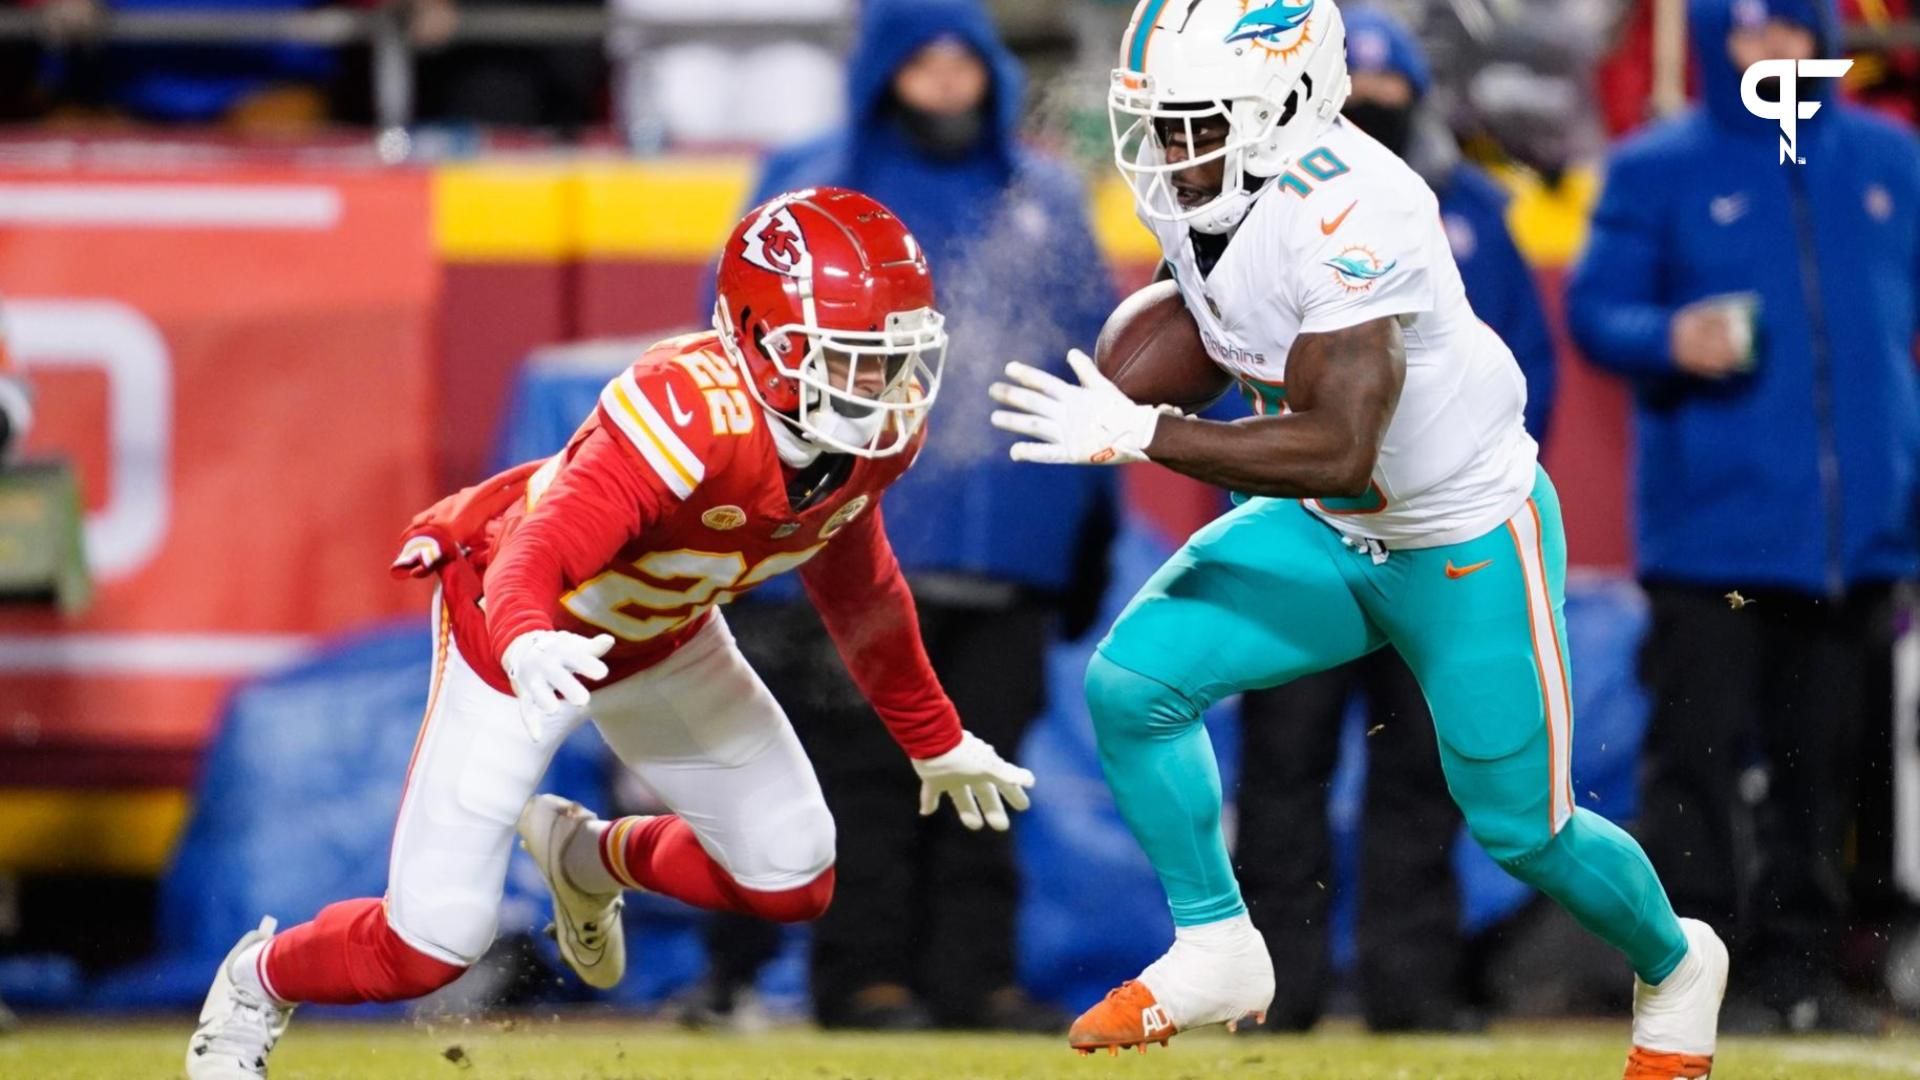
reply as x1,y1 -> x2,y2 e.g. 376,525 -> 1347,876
676,350 -> 753,436
562,546 -> 825,641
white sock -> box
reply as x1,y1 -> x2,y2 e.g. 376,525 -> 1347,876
228,941 -> 284,1005
1140,912 -> 1273,1030
1171,911 -> 1262,951
562,820 -> 624,895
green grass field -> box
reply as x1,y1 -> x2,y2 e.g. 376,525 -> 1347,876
5,1019 -> 1919,1080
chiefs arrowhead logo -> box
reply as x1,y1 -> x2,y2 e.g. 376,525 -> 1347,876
741,203 -> 813,279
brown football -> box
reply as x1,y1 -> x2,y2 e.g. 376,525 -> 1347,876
1094,279 -> 1232,411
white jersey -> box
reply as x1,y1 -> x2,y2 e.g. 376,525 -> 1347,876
1153,118 -> 1538,548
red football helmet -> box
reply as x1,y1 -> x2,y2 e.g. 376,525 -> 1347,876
712,187 -> 946,458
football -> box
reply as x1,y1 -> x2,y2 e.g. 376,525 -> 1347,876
1094,279 -> 1233,411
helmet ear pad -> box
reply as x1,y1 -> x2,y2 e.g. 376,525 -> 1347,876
735,302 -> 802,413
1240,69 -> 1352,178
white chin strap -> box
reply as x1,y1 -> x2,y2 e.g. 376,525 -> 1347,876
764,406 -> 887,468
1189,179 -> 1265,235
767,412 -> 822,467
817,407 -> 888,450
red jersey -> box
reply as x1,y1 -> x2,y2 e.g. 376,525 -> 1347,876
421,331 -> 960,760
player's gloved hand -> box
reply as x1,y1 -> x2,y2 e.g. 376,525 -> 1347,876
911,731 -> 1036,831
988,349 -> 1170,466
501,630 -> 614,741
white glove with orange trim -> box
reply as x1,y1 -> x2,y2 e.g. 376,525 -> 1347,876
502,630 -> 614,742
988,349 -> 1168,466
911,732 -> 1036,831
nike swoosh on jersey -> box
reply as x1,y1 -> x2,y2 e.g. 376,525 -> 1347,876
1320,200 -> 1358,235
1444,558 -> 1493,579
665,384 -> 694,427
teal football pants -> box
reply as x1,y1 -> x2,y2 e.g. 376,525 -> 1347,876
1088,468 -> 1689,984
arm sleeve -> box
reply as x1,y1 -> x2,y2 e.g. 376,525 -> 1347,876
1295,193 -> 1440,335
1566,151 -> 1680,376
485,363 -> 716,663
799,502 -> 964,760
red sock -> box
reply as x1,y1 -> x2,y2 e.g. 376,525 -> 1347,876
261,897 -> 466,1004
599,815 -> 834,923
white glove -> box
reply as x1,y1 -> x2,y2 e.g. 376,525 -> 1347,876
501,630 -> 614,742
988,348 -> 1168,466
911,731 -> 1036,831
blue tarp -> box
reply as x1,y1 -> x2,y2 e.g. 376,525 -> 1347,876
88,617 -> 611,1011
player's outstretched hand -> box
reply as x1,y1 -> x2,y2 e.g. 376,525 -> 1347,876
501,630 -> 615,742
989,349 -> 1167,466
911,732 -> 1036,831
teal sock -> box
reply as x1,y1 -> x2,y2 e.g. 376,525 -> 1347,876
1084,652 -> 1245,927
1498,808 -> 1688,983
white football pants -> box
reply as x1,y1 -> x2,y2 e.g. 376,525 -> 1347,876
385,595 -> 835,966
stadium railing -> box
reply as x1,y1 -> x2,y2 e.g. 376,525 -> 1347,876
0,6 -> 845,143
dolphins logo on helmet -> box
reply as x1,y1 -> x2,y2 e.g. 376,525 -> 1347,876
1226,0 -> 1315,60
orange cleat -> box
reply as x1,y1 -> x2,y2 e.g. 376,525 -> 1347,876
1622,1047 -> 1713,1079
1068,980 -> 1179,1056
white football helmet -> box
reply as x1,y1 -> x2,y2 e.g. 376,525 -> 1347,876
1111,0 -> 1352,234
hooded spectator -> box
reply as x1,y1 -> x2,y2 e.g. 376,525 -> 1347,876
701,0 -> 1117,1033
1568,0 -> 1919,1033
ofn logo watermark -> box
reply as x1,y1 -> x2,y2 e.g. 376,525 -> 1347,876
1740,59 -> 1853,164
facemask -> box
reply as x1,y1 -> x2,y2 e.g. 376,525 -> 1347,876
895,101 -> 987,161
1343,101 -> 1415,157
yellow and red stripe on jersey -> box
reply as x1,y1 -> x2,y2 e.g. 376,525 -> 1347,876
599,367 -> 705,499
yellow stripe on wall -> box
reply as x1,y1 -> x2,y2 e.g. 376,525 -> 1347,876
434,163 -> 573,260
429,158 -> 1603,271
574,159 -> 755,259
432,158 -> 1171,266
0,788 -> 189,874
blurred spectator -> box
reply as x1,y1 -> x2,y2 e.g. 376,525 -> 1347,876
1234,5 -> 1555,1035
1841,0 -> 1919,125
1594,0 -> 1663,136
1568,0 -> 1919,1034
0,0 -> 48,120
706,0 -> 1117,1033
1393,0 -> 1631,182
612,0 -> 846,149
35,0 -> 337,127
411,0 -> 605,133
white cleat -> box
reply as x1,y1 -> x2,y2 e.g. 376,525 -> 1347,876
1625,918 -> 1730,1079
517,794 -> 626,990
1137,912 -> 1276,1033
185,917 -> 293,1080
